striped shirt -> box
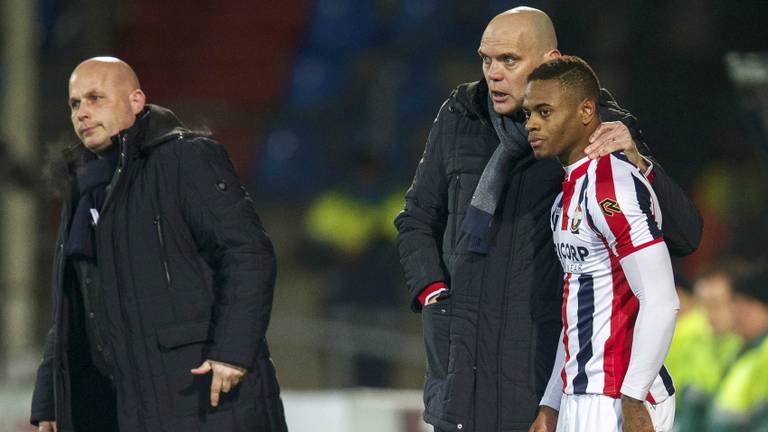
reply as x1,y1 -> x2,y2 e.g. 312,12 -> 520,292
550,153 -> 675,404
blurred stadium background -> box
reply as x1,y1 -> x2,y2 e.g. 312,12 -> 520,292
0,0 -> 767,431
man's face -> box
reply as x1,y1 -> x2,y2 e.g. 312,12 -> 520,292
479,24 -> 544,115
731,293 -> 767,341
694,275 -> 735,335
68,67 -> 138,153
523,79 -> 583,162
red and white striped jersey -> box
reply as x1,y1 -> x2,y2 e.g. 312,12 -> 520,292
550,153 -> 675,404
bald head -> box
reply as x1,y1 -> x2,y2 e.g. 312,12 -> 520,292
478,7 -> 560,115
70,56 -> 141,93
68,56 -> 146,153
485,7 -> 558,55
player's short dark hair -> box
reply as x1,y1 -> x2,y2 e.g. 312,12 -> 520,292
527,55 -> 601,102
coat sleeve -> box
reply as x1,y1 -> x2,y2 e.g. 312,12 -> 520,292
394,101 -> 450,311
176,137 -> 277,369
30,326 -> 56,425
642,163 -> 703,256
599,89 -> 703,256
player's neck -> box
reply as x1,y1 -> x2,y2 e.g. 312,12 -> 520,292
558,121 -> 600,166
558,137 -> 590,166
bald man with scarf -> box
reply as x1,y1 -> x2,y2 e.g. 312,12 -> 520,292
395,8 -> 702,432
31,57 -> 287,432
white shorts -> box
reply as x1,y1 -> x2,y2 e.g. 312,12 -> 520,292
555,393 -> 675,432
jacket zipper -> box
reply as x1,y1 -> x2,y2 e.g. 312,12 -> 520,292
93,133 -> 147,429
100,134 -> 127,215
153,215 -> 172,287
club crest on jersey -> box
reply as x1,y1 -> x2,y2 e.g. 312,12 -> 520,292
599,198 -> 622,216
570,204 -> 583,233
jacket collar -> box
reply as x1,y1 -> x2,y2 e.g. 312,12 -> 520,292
62,104 -> 194,168
452,79 -> 526,131
117,104 -> 194,158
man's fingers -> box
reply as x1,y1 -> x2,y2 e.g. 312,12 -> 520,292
196,359 -> 247,406
586,130 -> 635,160
585,135 -> 618,158
38,421 -> 57,432
585,131 -> 618,156
220,369 -> 246,394
589,122 -> 613,141
588,128 -> 607,145
588,122 -> 618,143
221,375 -> 233,393
588,122 -> 629,154
210,373 -> 223,407
190,361 -> 212,375
584,140 -> 610,157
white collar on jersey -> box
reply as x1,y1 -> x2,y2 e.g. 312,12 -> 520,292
563,156 -> 591,181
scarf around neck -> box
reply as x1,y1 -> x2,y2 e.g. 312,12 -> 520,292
64,145 -> 119,260
459,95 -> 532,254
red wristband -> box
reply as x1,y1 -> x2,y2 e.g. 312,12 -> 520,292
418,281 -> 448,305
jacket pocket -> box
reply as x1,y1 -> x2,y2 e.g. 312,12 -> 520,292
153,215 -> 173,289
156,320 -> 212,349
157,320 -> 221,416
422,296 -> 452,379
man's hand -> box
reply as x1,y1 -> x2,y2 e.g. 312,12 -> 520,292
38,421 -> 57,432
190,359 -> 247,407
529,405 -> 558,432
585,121 -> 648,172
621,395 -> 654,432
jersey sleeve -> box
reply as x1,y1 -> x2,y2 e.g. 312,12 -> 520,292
540,329 -> 566,410
619,241 -> 679,400
588,154 -> 664,259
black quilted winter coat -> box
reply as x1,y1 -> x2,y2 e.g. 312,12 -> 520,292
31,105 -> 287,432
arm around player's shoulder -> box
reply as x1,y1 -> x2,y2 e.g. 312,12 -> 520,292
587,153 -> 664,260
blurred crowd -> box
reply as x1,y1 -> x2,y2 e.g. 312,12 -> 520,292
668,262 -> 768,431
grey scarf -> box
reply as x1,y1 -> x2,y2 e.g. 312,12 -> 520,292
460,95 -> 531,254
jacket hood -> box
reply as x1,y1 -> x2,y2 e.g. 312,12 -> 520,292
61,104 -> 196,168
132,104 -> 194,151
451,79 -> 492,128
450,79 -> 526,129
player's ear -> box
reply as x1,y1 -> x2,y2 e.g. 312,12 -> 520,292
579,98 -> 596,125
